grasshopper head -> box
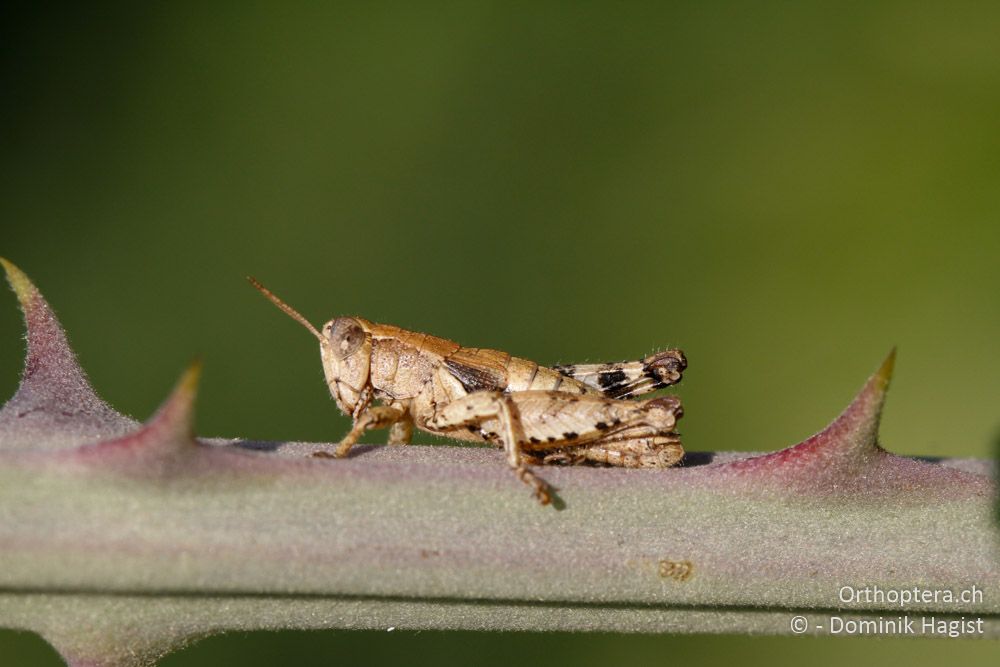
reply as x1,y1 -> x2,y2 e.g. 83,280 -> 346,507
247,277 -> 372,415
320,316 -> 372,413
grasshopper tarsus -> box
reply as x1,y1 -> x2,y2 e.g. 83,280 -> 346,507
250,279 -> 687,506
514,461 -> 553,505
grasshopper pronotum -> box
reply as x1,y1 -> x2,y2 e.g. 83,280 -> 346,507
249,278 -> 686,505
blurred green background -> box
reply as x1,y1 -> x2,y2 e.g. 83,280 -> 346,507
1,1 -> 998,664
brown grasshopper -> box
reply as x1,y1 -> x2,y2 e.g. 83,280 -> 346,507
249,277 -> 686,505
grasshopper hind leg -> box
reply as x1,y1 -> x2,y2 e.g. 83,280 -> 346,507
538,435 -> 683,468
426,391 -> 554,505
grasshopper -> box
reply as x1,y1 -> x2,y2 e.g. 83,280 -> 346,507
249,278 -> 686,505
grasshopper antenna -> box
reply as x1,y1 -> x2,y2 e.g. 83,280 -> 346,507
247,276 -> 324,342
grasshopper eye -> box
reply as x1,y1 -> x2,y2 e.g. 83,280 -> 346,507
329,317 -> 365,359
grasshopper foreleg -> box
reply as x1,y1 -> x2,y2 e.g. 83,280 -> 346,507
315,404 -> 407,459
